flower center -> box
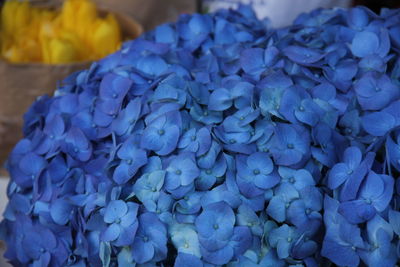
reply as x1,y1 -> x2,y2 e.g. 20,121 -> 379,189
206,169 -> 212,175
253,169 -> 260,175
287,143 -> 294,149
143,236 -> 149,242
127,159 -> 133,165
158,129 -> 165,136
191,135 -> 196,141
175,170 -> 182,175
289,177 -> 295,183
184,242 -> 189,248
213,224 -> 219,230
347,169 -> 353,175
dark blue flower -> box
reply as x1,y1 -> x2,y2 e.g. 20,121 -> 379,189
178,127 -> 211,156
338,171 -> 394,223
236,152 -> 278,197
113,136 -> 148,184
266,183 -> 299,222
279,86 -> 324,126
359,215 -> 397,266
165,153 -> 199,195
174,253 -> 203,267
287,186 -> 322,230
195,153 -> 226,191
328,146 -> 363,190
259,71 -> 293,118
63,127 -> 92,162
12,152 -> 46,188
351,29 -> 390,58
101,200 -> 139,247
195,201 -> 251,265
268,224 -> 300,259
112,97 -> 143,136
283,46 -> 324,66
322,196 -> 365,267
354,72 -> 400,111
269,123 -> 310,166
131,212 -> 167,263
141,113 -> 181,156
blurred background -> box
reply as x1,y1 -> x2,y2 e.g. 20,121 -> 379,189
0,0 -> 399,265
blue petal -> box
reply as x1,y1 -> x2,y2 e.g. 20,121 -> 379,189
240,48 -> 264,74
283,46 -> 323,65
104,200 -> 128,223
361,111 -> 396,136
174,253 -> 203,267
208,88 -> 232,111
50,199 -> 73,225
200,244 -> 234,265
102,224 -> 121,242
338,200 -> 376,224
131,239 -> 154,264
321,238 -> 360,267
351,31 -> 379,57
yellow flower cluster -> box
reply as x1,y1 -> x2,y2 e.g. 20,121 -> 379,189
0,0 -> 122,64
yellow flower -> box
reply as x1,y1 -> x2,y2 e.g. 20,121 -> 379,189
92,14 -> 121,58
48,37 -> 77,64
0,0 -> 123,64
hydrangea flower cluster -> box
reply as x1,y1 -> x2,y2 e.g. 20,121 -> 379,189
2,5 -> 400,267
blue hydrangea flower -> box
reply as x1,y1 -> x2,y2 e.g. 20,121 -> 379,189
3,4 -> 400,267
131,212 -> 167,264
141,113 -> 181,156
165,153 -> 200,197
338,171 -> 394,224
322,196 -> 365,267
100,200 -> 139,247
113,136 -> 147,184
359,215 -> 397,266
195,201 -> 251,265
236,152 -> 279,197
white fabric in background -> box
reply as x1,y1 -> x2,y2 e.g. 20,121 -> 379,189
203,0 -> 351,27
0,178 -> 8,222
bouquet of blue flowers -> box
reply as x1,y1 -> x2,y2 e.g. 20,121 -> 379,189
1,4 -> 400,267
